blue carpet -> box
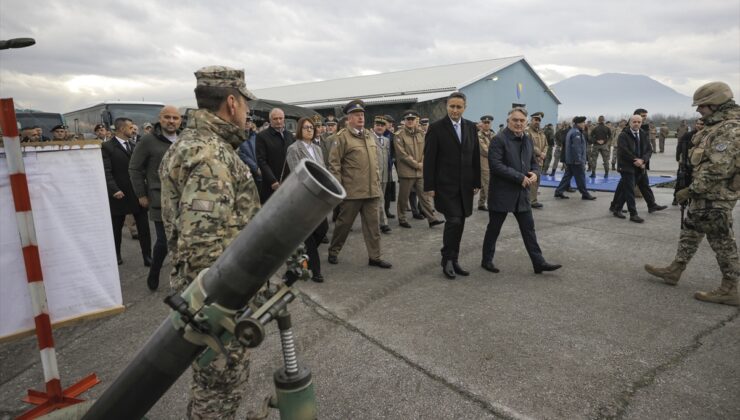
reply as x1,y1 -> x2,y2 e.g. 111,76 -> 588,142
539,171 -> 675,192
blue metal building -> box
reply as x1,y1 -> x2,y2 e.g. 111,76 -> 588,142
252,56 -> 561,127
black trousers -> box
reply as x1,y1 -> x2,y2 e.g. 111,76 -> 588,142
611,169 -> 655,212
112,211 -> 151,260
555,163 -> 588,196
149,221 -> 167,278
482,211 -> 544,267
305,218 -> 329,276
441,216 -> 465,261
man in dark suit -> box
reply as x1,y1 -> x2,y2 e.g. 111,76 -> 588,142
255,108 -> 295,202
101,117 -> 151,266
610,114 -> 653,223
482,108 -> 561,274
423,92 -> 481,279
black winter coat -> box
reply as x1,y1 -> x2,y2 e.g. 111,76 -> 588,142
102,138 -> 145,216
617,127 -> 652,173
488,128 -> 539,213
423,117 -> 480,217
256,126 -> 295,199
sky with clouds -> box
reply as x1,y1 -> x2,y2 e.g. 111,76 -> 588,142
1,0 -> 738,113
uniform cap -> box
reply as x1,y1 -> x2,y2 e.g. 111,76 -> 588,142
374,115 -> 387,124
572,116 -> 586,124
51,124 -> 68,131
343,99 -> 366,114
384,115 -> 395,123
143,122 -> 153,129
194,65 -> 256,100
402,109 -> 419,119
531,112 -> 544,119
420,118 -> 429,124
325,120 -> 337,126
480,115 -> 494,122
692,81 -> 734,106
94,123 -> 106,130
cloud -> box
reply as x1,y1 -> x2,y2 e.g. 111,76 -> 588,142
0,0 -> 737,113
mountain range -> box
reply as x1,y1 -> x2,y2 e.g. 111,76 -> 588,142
551,73 -> 696,120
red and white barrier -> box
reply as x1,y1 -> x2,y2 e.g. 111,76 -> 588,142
1,98 -> 98,419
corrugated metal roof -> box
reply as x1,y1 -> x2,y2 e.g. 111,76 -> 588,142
252,56 -> 538,107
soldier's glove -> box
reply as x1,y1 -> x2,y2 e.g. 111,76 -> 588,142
675,188 -> 691,205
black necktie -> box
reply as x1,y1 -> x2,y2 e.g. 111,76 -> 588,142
124,141 -> 132,154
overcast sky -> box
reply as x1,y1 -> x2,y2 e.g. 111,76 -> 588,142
1,0 -> 738,113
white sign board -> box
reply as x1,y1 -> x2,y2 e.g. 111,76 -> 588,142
0,145 -> 123,341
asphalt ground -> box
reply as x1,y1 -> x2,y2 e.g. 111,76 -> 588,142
1,138 -> 738,419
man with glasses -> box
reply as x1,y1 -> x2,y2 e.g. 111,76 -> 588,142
328,100 -> 392,269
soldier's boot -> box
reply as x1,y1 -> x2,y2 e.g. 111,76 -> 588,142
694,279 -> 739,306
644,261 -> 686,286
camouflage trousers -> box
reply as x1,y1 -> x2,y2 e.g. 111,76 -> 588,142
589,144 -> 610,174
610,145 -> 618,169
188,335 -> 251,419
479,170 -> 489,207
676,206 -> 739,285
543,146 -> 554,176
586,144 -> 593,171
550,146 -> 562,173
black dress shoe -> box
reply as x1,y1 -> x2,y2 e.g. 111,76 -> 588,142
146,272 -> 159,291
442,260 -> 456,279
143,256 -> 152,267
399,221 -> 412,228
321,236 -> 330,243
648,205 -> 667,213
412,213 -> 424,220
386,213 -> 396,219
581,194 -> 597,200
566,187 -> 576,193
549,171 -> 555,177
481,261 -> 500,273
328,255 -> 338,264
534,262 -> 562,274
368,258 -> 392,268
612,211 -> 626,219
629,214 -> 644,223
589,172 -> 596,178
452,261 -> 469,276
429,219 -> 445,227
380,224 -> 392,233
311,274 -> 324,283
531,202 -> 544,209
554,192 -> 570,199
478,205 -> 488,211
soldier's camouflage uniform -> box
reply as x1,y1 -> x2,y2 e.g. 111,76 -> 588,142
160,108 -> 261,419
676,101 -> 739,297
527,125 -> 547,204
542,124 -> 555,175
589,122 -> 612,175
478,129 -> 493,208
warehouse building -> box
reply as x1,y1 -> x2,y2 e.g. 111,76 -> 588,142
252,56 -> 561,126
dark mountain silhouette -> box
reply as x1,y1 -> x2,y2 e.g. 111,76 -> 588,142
552,73 -> 695,120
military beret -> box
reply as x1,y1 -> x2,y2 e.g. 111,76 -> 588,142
420,118 -> 429,124
194,65 -> 256,100
480,115 -> 494,122
374,115 -> 387,124
572,116 -> 586,124
94,123 -> 106,130
51,124 -> 68,131
531,112 -> 544,119
343,99 -> 366,114
402,109 -> 419,119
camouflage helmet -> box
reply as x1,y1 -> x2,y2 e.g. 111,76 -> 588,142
692,81 -> 733,106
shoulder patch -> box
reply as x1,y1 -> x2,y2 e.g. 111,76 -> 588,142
191,199 -> 215,212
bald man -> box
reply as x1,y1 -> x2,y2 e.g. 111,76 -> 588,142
128,105 -> 182,290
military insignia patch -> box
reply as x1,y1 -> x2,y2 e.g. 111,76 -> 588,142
715,143 -> 728,152
191,199 -> 215,212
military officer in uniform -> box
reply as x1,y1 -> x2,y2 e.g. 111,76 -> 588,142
372,115 -> 392,233
589,115 -> 612,178
527,112 -> 547,208
658,122 -> 668,153
542,123 -> 555,176
159,65 -> 261,418
477,115 -> 494,211
328,99 -> 392,268
645,81 -> 739,306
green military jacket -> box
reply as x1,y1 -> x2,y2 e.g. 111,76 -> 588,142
328,127 -> 381,200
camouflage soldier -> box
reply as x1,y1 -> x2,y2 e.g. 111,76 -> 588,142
542,123 -> 555,176
527,112 -> 547,208
159,65 -> 261,418
478,115 -> 494,210
610,120 -> 626,170
589,115 -> 612,177
648,121 -> 657,153
658,122 -> 668,153
550,121 -> 569,176
645,81 -> 739,306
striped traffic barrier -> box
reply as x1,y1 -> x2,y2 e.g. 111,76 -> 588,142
1,98 -> 99,419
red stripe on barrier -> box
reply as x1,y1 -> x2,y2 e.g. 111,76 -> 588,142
45,378 -> 63,398
22,246 -> 44,282
34,314 -> 55,350
0,98 -> 19,137
9,174 -> 32,212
